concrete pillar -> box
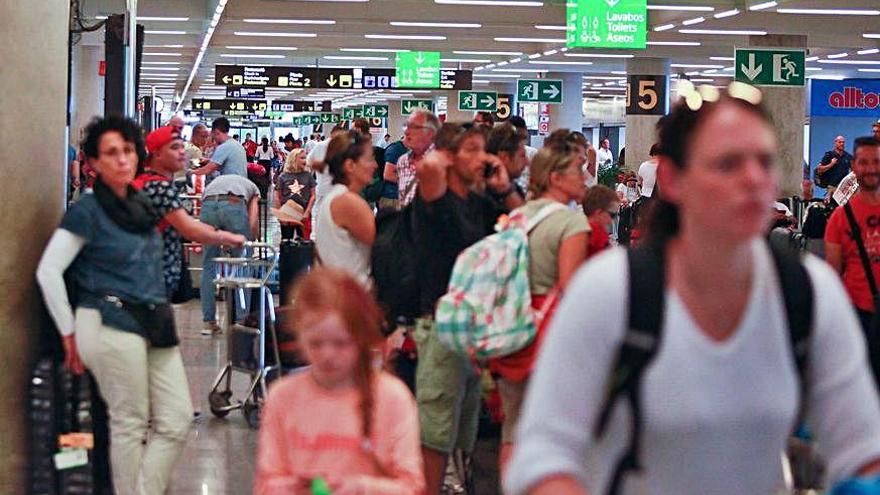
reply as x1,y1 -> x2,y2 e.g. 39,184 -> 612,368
547,72 -> 584,132
443,92 -> 473,123
387,100 -> 406,141
751,34 -> 807,197
624,57 -> 670,170
71,45 -> 105,144
0,1 -> 69,492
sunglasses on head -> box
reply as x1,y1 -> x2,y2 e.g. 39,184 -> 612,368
676,80 -> 763,112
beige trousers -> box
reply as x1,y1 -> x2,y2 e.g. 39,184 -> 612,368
75,308 -> 193,495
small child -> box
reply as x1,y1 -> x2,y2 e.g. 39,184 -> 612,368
254,268 -> 425,495
582,185 -> 620,258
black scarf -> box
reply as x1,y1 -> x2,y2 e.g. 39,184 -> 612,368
93,177 -> 160,234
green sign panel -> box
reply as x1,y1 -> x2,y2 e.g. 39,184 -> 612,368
567,0 -> 647,50
396,51 -> 441,88
517,79 -> 564,104
300,115 -> 321,125
458,91 -> 497,111
342,107 -> 355,120
292,116 -> 302,126
361,104 -> 389,118
401,99 -> 435,115
320,113 -> 341,124
734,48 -> 806,87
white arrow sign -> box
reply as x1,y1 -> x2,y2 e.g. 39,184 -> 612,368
377,107 -> 388,117
222,75 -> 232,84
542,84 -> 560,100
415,53 -> 425,64
740,53 -> 763,81
605,0 -> 620,6
481,95 -> 496,107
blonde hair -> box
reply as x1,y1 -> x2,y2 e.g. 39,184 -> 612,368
529,147 -> 577,197
283,148 -> 306,173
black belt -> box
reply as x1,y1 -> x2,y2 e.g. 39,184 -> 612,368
203,194 -> 244,202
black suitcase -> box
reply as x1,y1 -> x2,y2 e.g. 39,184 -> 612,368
28,358 -> 113,495
279,239 -> 315,306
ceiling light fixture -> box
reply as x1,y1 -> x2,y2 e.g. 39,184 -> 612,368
671,63 -> 724,68
475,74 -> 521,78
776,8 -> 879,15
143,52 -> 182,56
176,0 -> 229,112
143,61 -> 182,65
858,48 -> 880,55
818,59 -> 880,65
858,68 -> 880,73
808,74 -> 845,80
365,34 -> 446,40
390,21 -> 481,28
864,33 -> 880,39
528,53 -> 542,59
534,25 -> 569,30
324,55 -> 389,60
682,17 -> 705,25
340,47 -> 411,53
714,9 -> 740,18
494,37 -> 566,42
806,56 -> 819,62
493,68 -> 548,72
710,56 -> 735,61
679,29 -> 767,35
543,49 -> 558,56
565,53 -> 634,58
826,52 -> 849,59
441,58 -> 492,63
654,24 -> 675,31
749,1 -> 777,11
234,31 -> 317,37
145,30 -> 187,35
434,0 -> 543,6
145,44 -> 184,48
528,60 -> 593,65
647,41 -> 701,46
243,18 -> 336,24
647,5 -> 714,11
225,46 -> 299,51
454,50 -> 523,55
220,53 -> 286,58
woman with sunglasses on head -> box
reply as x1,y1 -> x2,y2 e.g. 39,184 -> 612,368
314,130 -> 377,287
505,83 -> 880,495
489,145 -> 590,478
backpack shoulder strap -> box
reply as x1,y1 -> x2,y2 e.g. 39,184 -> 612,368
595,244 -> 666,495
524,201 -> 568,233
767,242 -> 814,424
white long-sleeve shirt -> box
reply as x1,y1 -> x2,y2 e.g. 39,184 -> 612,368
35,229 -> 86,336
505,242 -> 880,495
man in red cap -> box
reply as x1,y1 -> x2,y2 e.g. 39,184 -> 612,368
135,126 -> 247,302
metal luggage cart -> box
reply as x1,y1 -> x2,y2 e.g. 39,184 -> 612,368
207,241 -> 281,429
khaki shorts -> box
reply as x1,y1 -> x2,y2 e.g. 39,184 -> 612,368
497,377 -> 527,444
413,318 -> 482,454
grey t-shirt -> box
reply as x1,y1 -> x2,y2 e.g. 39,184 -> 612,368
203,174 -> 262,201
211,138 -> 248,178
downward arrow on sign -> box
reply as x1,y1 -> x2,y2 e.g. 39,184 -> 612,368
543,84 -> 560,100
741,53 -> 763,81
605,0 -> 620,6
415,52 -> 425,64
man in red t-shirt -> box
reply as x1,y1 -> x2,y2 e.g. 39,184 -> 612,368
825,136 -> 880,330
243,132 -> 258,162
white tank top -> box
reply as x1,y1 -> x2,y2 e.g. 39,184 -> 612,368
315,184 -> 372,286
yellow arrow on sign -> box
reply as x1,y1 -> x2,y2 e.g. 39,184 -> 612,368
327,75 -> 337,87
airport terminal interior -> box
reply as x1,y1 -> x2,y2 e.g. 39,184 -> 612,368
4,0 -> 880,494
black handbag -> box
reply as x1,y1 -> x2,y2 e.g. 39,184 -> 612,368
106,296 -> 179,347
170,245 -> 196,304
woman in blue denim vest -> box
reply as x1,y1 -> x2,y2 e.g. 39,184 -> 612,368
37,116 -> 193,495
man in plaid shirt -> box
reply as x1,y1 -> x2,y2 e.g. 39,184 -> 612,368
397,110 -> 440,207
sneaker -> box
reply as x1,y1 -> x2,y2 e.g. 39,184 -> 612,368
201,322 -> 222,336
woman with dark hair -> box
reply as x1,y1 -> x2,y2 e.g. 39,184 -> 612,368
506,83 -> 880,495
256,135 -> 276,179
314,130 -> 377,286
36,116 -> 192,495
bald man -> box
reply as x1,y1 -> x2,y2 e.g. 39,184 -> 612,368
817,135 -> 852,195
167,115 -> 185,133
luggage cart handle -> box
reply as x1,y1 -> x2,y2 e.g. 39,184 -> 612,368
245,241 -> 278,286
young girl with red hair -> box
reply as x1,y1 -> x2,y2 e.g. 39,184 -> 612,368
254,267 -> 424,495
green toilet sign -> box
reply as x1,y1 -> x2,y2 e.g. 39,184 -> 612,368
517,79 -> 564,104
396,51 -> 441,88
458,91 -> 497,111
567,0 -> 647,50
734,48 -> 806,87
401,99 -> 435,115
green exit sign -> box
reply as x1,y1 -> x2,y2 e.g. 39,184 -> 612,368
396,51 -> 441,88
401,99 -> 434,115
567,0 -> 647,50
734,48 -> 806,87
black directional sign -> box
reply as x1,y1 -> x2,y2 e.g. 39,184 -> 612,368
226,87 -> 265,99
191,99 -> 268,116
269,100 -> 332,112
215,65 -> 472,90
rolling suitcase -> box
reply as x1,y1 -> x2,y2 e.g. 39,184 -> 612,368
279,239 -> 315,306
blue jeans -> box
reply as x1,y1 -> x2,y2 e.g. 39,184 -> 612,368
200,199 -> 251,323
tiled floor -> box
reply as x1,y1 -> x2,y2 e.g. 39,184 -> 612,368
167,300 -> 260,495
165,298 -> 501,495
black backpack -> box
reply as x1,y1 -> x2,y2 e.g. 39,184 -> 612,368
595,242 -> 814,495
371,206 -> 421,324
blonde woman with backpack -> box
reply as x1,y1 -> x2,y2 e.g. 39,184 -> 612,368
490,144 -> 589,477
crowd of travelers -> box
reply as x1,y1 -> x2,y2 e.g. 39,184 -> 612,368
38,85 -> 880,495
